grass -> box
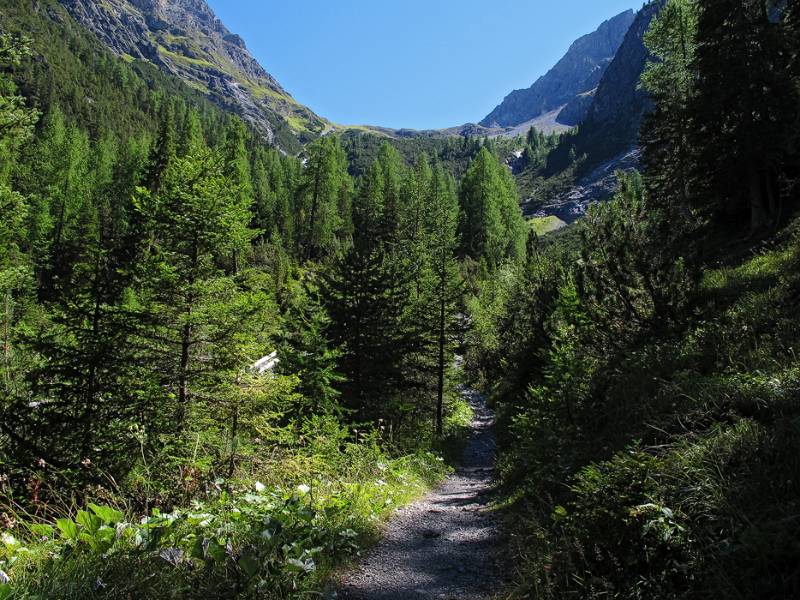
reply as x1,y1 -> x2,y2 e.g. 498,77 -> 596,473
0,429 -> 453,599
497,226 -> 800,599
158,46 -> 216,70
528,215 -> 567,236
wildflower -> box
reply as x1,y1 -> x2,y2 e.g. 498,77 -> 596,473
297,484 -> 311,495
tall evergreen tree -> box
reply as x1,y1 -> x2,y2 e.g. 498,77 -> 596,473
688,0 -> 798,231
422,165 -> 461,435
641,0 -> 699,217
298,135 -> 352,260
134,144 -> 259,428
322,151 -> 418,425
459,147 -> 526,269
0,33 -> 38,392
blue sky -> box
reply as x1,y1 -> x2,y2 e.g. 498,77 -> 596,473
208,1 -> 643,130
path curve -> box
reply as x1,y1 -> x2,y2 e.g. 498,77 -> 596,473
338,389 -> 504,600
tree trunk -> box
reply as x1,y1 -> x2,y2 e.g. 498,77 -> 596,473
228,401 -> 239,479
436,269 -> 446,437
306,163 -> 323,260
2,291 -> 9,365
80,252 -> 104,460
177,321 -> 192,426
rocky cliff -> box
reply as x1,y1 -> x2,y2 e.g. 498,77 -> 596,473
524,1 -> 667,221
581,0 -> 664,138
479,10 -> 635,129
60,0 -> 327,145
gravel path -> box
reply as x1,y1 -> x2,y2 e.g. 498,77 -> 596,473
337,389 -> 504,600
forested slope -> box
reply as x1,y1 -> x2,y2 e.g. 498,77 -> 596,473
0,4 -> 528,593
468,1 -> 800,598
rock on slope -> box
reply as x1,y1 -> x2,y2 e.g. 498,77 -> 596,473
60,0 -> 327,145
479,9 -> 635,129
523,1 -> 667,221
577,0 -> 666,157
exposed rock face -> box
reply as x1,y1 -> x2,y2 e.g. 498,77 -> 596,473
523,148 -> 642,222
479,9 -> 635,129
524,1 -> 667,225
60,0 -> 326,145
555,90 -> 595,127
582,0 -> 664,134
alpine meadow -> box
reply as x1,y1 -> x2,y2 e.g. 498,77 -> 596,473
0,0 -> 799,598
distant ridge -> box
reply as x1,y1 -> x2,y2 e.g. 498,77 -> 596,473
60,0 -> 327,147
480,10 -> 635,130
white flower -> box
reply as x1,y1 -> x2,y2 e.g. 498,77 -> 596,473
254,481 -> 266,493
297,484 -> 311,495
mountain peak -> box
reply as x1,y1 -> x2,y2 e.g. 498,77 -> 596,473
479,9 -> 636,130
60,0 -> 326,147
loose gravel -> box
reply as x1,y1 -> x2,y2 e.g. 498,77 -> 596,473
337,388 -> 505,600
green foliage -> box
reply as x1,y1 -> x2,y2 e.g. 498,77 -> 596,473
0,14 -> 478,600
459,148 -> 526,269
468,10 -> 800,593
687,0 -> 799,232
0,444 -> 448,599
576,171 -> 694,351
297,136 -> 353,260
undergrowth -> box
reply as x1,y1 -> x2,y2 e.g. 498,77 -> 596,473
493,227 -> 800,599
0,423 -> 451,599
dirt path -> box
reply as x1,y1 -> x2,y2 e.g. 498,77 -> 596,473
337,389 -> 505,600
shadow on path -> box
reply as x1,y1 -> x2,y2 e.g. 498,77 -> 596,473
337,388 -> 505,600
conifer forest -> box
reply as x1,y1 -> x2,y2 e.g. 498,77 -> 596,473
0,0 -> 799,598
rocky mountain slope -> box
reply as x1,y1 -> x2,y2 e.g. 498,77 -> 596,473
520,1 -> 666,222
576,0 -> 665,158
60,0 -> 327,146
480,10 -> 635,130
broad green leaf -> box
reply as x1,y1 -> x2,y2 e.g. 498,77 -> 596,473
0,534 -> 17,549
190,536 -> 205,560
552,505 -> 568,523
205,540 -> 227,563
56,518 -> 79,541
238,552 -> 260,579
76,510 -> 101,534
285,557 -> 315,573
88,504 -> 125,525
29,524 -> 55,539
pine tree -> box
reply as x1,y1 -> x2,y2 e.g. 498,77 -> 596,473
422,165 -> 462,435
298,135 -> 352,260
0,33 -> 38,390
134,144 -> 259,428
688,0 -> 798,231
322,152 -> 418,425
640,0 -> 699,232
223,120 -> 255,273
278,285 -> 343,417
459,147 -> 526,269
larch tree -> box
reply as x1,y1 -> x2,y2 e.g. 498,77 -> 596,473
422,165 -> 462,435
298,135 -> 352,260
134,143 -> 260,429
459,147 -> 526,270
